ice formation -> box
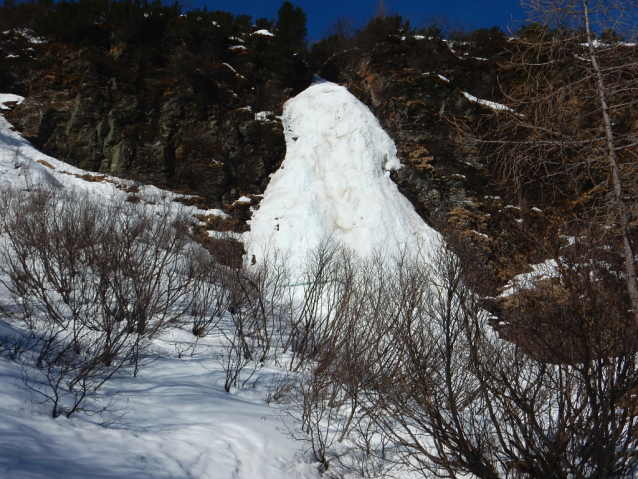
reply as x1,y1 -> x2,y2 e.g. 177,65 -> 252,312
246,79 -> 441,268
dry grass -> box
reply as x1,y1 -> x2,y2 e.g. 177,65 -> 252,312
59,171 -> 116,183
36,160 -> 55,169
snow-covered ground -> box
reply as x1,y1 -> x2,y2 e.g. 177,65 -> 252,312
0,329 -> 317,479
246,79 -> 441,270
0,95 -> 319,479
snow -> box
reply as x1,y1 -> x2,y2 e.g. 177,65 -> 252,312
234,195 -> 252,205
499,259 -> 559,297
0,102 -> 320,479
470,230 -> 489,238
253,29 -> 274,37
202,208 -> 230,219
255,111 -> 276,122
461,91 -> 518,114
2,28 -> 46,44
0,76 -> 448,477
222,63 -> 246,80
0,94 -> 24,110
0,113 -> 194,204
222,62 -> 237,73
245,79 -> 441,269
0,331 -> 319,479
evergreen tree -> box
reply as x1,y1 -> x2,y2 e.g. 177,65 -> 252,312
274,0 -> 307,53
261,1 -> 311,92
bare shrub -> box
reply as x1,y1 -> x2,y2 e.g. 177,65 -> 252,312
214,247 -> 295,391
281,239 -> 638,478
285,240 -> 359,372
0,183 -> 210,417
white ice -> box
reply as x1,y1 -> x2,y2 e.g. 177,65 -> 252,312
245,79 -> 441,269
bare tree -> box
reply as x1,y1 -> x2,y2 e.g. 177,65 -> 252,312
471,0 -> 638,323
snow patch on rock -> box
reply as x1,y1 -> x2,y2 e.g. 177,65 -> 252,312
0,94 -> 24,110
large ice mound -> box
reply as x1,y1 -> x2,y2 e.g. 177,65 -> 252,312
246,80 -> 441,267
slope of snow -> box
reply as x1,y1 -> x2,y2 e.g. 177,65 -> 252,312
246,79 -> 441,268
0,102 -> 318,479
0,330 -> 318,479
0,112 -> 232,219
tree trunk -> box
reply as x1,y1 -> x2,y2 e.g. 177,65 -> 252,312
583,0 -> 638,326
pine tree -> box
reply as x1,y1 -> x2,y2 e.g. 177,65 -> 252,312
274,0 -> 307,53
262,1 -> 311,91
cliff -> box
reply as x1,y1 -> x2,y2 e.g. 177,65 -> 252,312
0,17 -> 545,288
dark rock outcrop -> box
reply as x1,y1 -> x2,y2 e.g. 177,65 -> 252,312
4,30 -> 309,209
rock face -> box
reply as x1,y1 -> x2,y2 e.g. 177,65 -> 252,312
3,32 -> 309,210
2,26 -> 536,286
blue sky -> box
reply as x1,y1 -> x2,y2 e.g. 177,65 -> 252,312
184,0 -> 527,42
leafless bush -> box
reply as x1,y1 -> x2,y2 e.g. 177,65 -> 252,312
281,246 -> 401,474
263,371 -> 295,405
172,247 -> 230,356
0,183 -> 213,417
0,331 -> 39,359
284,240 -> 360,372
215,238 -> 358,390
280,239 -> 638,478
214,247 -> 295,391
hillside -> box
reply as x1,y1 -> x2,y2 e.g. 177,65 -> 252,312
2,1 -> 638,478
0,10 -> 534,288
